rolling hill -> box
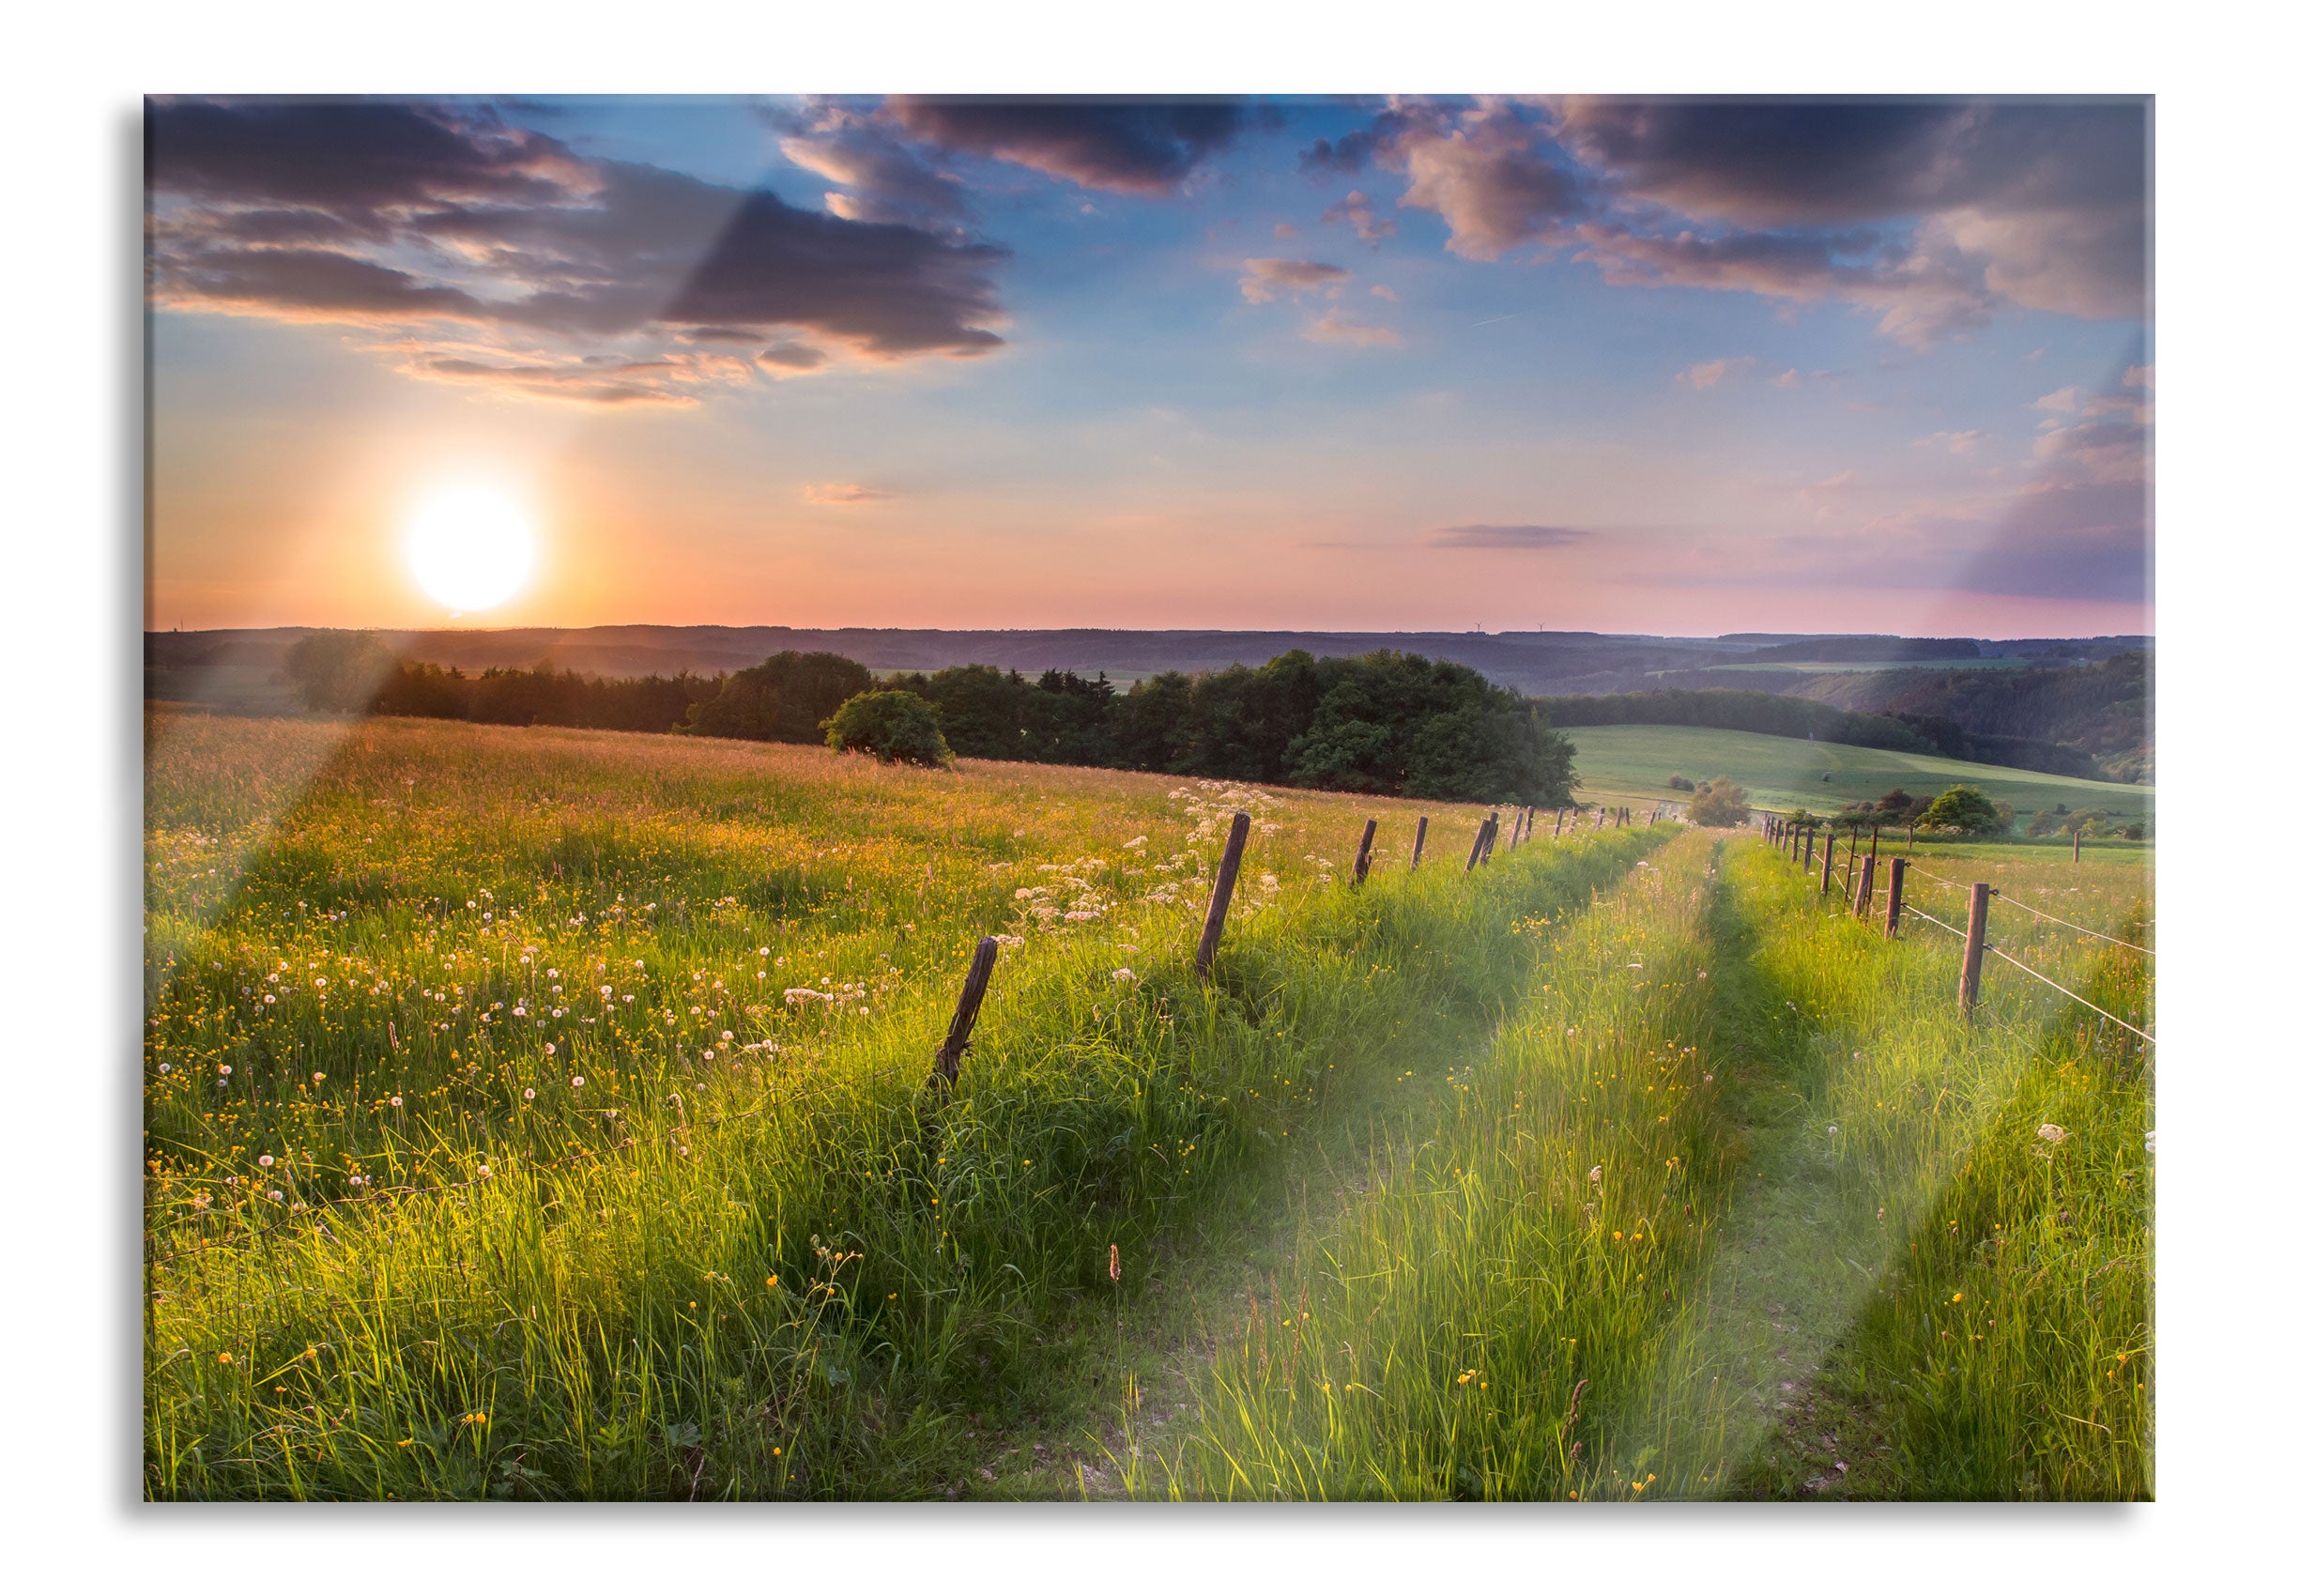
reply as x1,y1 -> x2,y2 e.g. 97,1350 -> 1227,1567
1562,724 -> 2154,823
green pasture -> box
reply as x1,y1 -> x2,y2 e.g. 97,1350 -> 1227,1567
1563,724 -> 2152,822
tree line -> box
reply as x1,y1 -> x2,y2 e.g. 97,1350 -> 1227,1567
284,632 -> 1578,806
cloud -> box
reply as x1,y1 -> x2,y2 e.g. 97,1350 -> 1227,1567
2032,386 -> 2085,414
1305,313 -> 1401,347
1272,221 -> 1297,238
804,482 -> 895,505
1423,523 -> 1591,548
1677,355 -> 1756,389
1389,100 -> 1584,262
1322,189 -> 1396,244
1239,257 -> 1349,304
758,341 -> 829,370
146,98 -> 1011,406
1305,96 -> 2143,346
1552,96 -> 2146,324
2124,363 -> 2154,389
1369,284 -> 1400,302
884,97 -> 1257,193
777,101 -> 967,231
1917,429 -> 1986,454
1568,216 -> 1993,347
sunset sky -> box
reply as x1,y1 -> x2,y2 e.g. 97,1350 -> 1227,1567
146,95 -> 2151,637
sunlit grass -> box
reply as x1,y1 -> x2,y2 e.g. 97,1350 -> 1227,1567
144,710 -> 1657,1499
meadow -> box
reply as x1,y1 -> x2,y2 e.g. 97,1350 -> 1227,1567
1561,723 -> 2154,824
143,709 -> 2151,1500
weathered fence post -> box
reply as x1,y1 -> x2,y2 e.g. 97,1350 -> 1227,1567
1411,815 -> 1428,868
1802,826 -> 1816,870
1481,811 -> 1500,865
1509,808 -> 1526,850
1884,856 -> 1907,938
1868,824 -> 1878,861
2072,831 -> 2082,864
1820,830 -> 1837,895
1856,853 -> 1876,918
930,936 -> 1000,1089
1958,882 -> 1991,1014
1194,811 -> 1251,980
1553,807 -> 1563,839
1353,818 -> 1377,885
1464,813 -> 1495,875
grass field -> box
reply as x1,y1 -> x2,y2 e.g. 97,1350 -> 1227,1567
143,710 -> 2151,1500
1562,723 -> 2153,824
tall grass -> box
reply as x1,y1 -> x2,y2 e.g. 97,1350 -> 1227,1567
145,711 -> 1661,1499
1124,831 -> 2152,1499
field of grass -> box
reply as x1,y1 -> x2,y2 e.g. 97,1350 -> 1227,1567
143,710 -> 2150,1500
1562,723 -> 2153,823
1124,830 -> 2152,1499
143,709 -> 1659,1499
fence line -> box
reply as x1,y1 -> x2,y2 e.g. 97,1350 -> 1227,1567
1848,849 -> 2154,1044
151,800 -> 1654,1270
1982,942 -> 2156,1044
1982,890 -> 2154,958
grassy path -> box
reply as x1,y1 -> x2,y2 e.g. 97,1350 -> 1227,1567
1119,831 -> 2152,1499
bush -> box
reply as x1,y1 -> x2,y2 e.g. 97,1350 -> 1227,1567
1917,784 -> 2007,836
824,690 -> 951,767
1666,773 -> 1696,792
1686,775 -> 1751,827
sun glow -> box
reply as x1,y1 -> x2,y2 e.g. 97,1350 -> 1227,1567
405,486 -> 537,612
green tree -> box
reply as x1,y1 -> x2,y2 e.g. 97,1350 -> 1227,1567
1686,775 -> 1751,827
283,629 -> 398,713
1917,784 -> 2007,836
824,690 -> 950,766
682,651 -> 873,743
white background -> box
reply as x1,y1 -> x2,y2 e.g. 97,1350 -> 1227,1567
2,4 -> 2289,1588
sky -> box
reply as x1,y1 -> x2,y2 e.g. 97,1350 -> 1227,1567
146,95 -> 2152,638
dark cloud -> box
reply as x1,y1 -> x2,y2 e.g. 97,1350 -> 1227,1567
147,97 -> 577,223
758,341 -> 828,369
1555,97 -> 2147,322
146,97 -> 1011,403
886,97 -> 1257,193
1425,524 -> 1592,549
778,102 -> 969,230
1302,96 -> 2144,340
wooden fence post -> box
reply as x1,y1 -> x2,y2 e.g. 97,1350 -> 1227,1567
1868,824 -> 1878,861
1884,856 -> 1907,938
1411,815 -> 1428,868
1509,808 -> 1526,850
2073,831 -> 2081,864
1802,826 -> 1816,870
1481,811 -> 1500,865
1820,830 -> 1836,895
1194,811 -> 1251,980
930,936 -> 1000,1089
1464,814 -> 1495,875
1958,882 -> 1991,1014
1553,807 -> 1564,838
1856,853 -> 1876,918
1353,818 -> 1377,885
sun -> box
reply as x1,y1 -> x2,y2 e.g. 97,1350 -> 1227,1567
405,486 -> 537,612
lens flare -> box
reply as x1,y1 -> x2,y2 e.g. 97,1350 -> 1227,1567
406,487 -> 536,611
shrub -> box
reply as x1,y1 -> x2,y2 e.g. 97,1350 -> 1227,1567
1686,775 -> 1751,827
1917,785 -> 2007,836
824,689 -> 951,767
1666,773 -> 1696,792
